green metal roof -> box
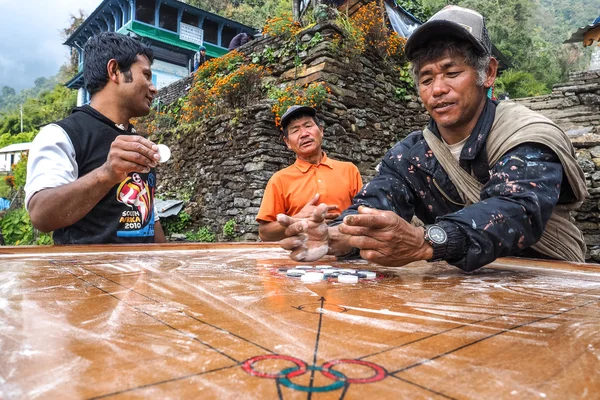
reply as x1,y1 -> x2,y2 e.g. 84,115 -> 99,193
117,21 -> 228,58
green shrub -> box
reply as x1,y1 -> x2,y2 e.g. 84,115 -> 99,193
495,69 -> 550,99
1,209 -> 33,245
0,178 -> 12,199
186,226 -> 215,242
12,153 -> 28,190
223,219 -> 236,239
161,211 -> 191,235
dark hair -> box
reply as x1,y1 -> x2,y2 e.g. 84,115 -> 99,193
410,38 -> 491,86
282,112 -> 321,137
84,32 -> 154,96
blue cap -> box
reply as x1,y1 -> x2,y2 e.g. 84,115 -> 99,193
199,45 -> 206,51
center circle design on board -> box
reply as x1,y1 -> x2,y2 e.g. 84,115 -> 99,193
242,355 -> 388,392
321,359 -> 387,383
242,355 -> 307,379
278,365 -> 347,392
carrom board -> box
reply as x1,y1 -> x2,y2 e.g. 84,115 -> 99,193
1,243 -> 599,399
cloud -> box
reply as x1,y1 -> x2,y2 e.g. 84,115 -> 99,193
0,0 -> 100,92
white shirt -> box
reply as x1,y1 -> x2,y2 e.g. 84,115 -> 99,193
442,135 -> 469,162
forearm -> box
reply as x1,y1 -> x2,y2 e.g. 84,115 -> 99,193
154,221 -> 167,243
28,168 -> 116,232
258,221 -> 287,242
439,145 -> 562,271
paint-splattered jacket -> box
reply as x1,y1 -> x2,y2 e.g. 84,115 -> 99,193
342,100 -> 576,271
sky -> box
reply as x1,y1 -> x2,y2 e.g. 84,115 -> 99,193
0,0 -> 102,92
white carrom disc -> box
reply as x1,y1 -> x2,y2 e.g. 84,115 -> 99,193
338,275 -> 359,283
157,144 -> 171,163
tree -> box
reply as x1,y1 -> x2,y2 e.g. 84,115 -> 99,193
60,10 -> 87,80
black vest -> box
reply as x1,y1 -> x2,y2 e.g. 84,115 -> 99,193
52,105 -> 156,244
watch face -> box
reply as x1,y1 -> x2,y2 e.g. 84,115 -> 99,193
428,226 -> 447,245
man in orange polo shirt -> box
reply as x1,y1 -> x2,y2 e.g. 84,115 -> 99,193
257,105 -> 362,241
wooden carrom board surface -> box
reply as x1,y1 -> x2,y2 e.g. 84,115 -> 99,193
1,243 -> 599,399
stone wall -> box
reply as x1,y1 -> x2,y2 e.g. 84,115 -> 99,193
154,23 -> 427,241
515,70 -> 600,140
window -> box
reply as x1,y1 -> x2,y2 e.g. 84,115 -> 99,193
181,11 -> 199,27
202,18 -> 218,44
136,0 -> 156,25
222,25 -> 237,48
159,4 -> 178,32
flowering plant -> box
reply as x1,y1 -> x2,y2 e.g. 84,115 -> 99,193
269,82 -> 330,127
263,13 -> 301,38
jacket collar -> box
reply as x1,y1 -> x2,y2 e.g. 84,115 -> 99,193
427,98 -> 497,161
294,152 -> 333,173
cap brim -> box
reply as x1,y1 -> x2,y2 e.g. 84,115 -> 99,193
281,106 -> 317,129
405,20 -> 487,61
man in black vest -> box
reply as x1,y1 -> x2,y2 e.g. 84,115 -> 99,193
25,32 -> 166,244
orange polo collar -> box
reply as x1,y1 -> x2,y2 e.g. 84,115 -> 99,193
294,152 -> 334,173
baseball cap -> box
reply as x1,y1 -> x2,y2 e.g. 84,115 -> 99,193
280,105 -> 316,130
405,5 -> 492,61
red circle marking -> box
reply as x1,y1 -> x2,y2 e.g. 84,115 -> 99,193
321,359 -> 387,383
242,355 -> 308,379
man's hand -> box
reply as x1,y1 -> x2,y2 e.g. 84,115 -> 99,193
100,135 -> 160,184
338,206 -> 433,266
293,193 -> 340,221
278,203 -> 330,262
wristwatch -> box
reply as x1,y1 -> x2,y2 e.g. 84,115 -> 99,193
423,224 -> 448,261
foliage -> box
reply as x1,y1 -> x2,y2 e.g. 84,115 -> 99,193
393,64 -> 416,99
133,97 -> 184,136
4,176 -> 14,188
186,226 -> 215,242
223,218 -> 237,239
0,208 -> 53,245
395,0 -> 433,22
59,10 -> 87,80
332,1 -> 407,64
0,83 -> 76,135
263,13 -> 302,38
0,132 -> 35,148
12,153 -> 28,190
1,209 -> 33,245
269,81 -> 331,127
0,178 -> 12,199
181,52 -> 265,122
161,211 -> 192,235
183,0 -> 289,28
495,69 -> 549,99
331,15 -> 366,59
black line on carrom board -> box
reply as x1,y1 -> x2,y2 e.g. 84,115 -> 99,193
63,269 -> 239,363
87,363 -> 241,399
338,382 -> 350,400
357,287 -> 600,361
390,375 -> 458,400
68,262 -> 276,355
390,296 -> 600,375
276,380 -> 284,400
307,296 -> 326,400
